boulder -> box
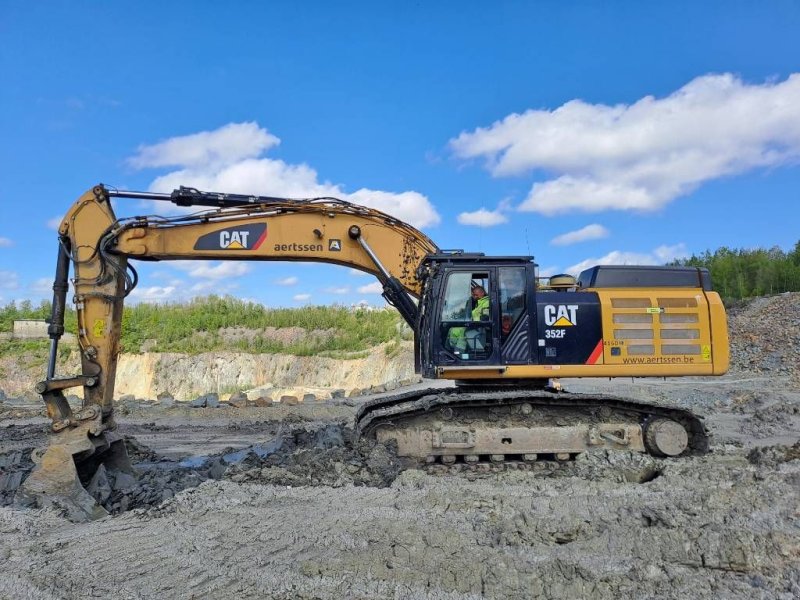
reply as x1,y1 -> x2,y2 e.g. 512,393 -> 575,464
86,464 -> 112,504
280,395 -> 299,406
190,396 -> 207,408
331,389 -> 346,400
302,393 -> 317,404
157,392 -> 175,408
347,388 -> 362,398
205,393 -> 220,408
253,396 -> 273,407
118,394 -> 136,403
228,391 -> 248,408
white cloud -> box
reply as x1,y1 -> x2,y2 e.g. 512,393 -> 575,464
457,207 -> 508,227
566,243 -> 688,275
550,224 -> 609,246
325,286 -> 350,295
29,278 -> 52,295
347,189 -> 440,229
349,268 -> 369,277
274,276 -> 298,286
357,282 -> 383,294
189,281 -> 223,294
130,122 -> 440,228
0,237 -> 12,248
652,243 -> 689,263
128,122 -> 280,169
126,277 -> 242,303
538,265 -> 561,278
128,285 -> 178,303
0,271 -> 20,290
450,73 -> 800,215
171,261 -> 251,280
293,293 -> 311,302
457,198 -> 511,228
46,217 -> 61,231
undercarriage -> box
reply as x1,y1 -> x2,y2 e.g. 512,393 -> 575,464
357,386 -> 708,464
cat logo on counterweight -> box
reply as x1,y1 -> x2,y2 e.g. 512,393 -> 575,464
544,304 -> 579,327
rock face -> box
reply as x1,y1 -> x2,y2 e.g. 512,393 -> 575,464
111,341 -> 415,400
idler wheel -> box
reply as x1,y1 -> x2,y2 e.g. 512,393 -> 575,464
644,418 -> 689,457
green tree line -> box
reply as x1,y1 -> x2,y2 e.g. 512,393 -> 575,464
670,240 -> 800,300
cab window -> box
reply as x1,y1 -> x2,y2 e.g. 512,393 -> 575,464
439,272 -> 492,360
499,267 -> 526,338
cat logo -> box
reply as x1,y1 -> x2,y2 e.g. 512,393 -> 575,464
193,223 -> 267,251
328,239 -> 342,251
220,230 -> 249,249
544,304 -> 578,327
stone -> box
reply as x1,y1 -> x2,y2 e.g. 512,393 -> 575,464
228,391 -> 248,408
370,385 -> 386,394
86,464 -> 112,504
205,393 -> 220,408
110,470 -> 137,492
207,459 -> 226,480
157,392 -> 175,408
190,396 -> 207,408
280,395 -> 299,406
118,394 -> 136,403
253,396 -> 273,407
331,389 -> 346,399
347,388 -> 362,398
302,393 -> 317,403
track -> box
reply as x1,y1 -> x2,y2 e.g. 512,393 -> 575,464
356,386 -> 709,463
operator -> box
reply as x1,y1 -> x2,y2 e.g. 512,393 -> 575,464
447,284 -> 490,354
470,286 -> 490,321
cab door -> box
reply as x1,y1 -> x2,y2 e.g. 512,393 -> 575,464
498,265 -> 535,365
432,268 -> 499,366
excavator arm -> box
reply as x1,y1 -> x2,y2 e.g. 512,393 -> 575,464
23,184 -> 438,519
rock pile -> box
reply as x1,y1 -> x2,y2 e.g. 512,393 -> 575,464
727,292 -> 800,379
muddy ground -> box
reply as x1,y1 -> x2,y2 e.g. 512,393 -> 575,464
0,373 -> 798,600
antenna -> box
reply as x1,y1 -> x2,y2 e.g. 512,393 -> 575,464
525,227 -> 531,256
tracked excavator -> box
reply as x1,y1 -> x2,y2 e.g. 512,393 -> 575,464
21,184 -> 729,519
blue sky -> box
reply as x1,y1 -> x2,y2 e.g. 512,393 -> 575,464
1,1 -> 799,307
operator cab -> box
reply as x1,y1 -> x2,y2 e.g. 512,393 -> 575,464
417,254 -> 543,378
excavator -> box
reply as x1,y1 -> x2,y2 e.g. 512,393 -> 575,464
21,184 -> 729,519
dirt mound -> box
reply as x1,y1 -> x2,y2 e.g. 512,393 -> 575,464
728,292 -> 800,378
4,422 -> 412,516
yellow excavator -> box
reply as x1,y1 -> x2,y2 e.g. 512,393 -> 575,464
21,184 -> 729,519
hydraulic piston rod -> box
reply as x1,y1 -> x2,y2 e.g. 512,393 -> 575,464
46,237 -> 71,379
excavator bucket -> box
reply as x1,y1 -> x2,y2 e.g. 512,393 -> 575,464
20,421 -> 135,522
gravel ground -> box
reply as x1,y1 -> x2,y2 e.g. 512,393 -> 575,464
0,295 -> 798,599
